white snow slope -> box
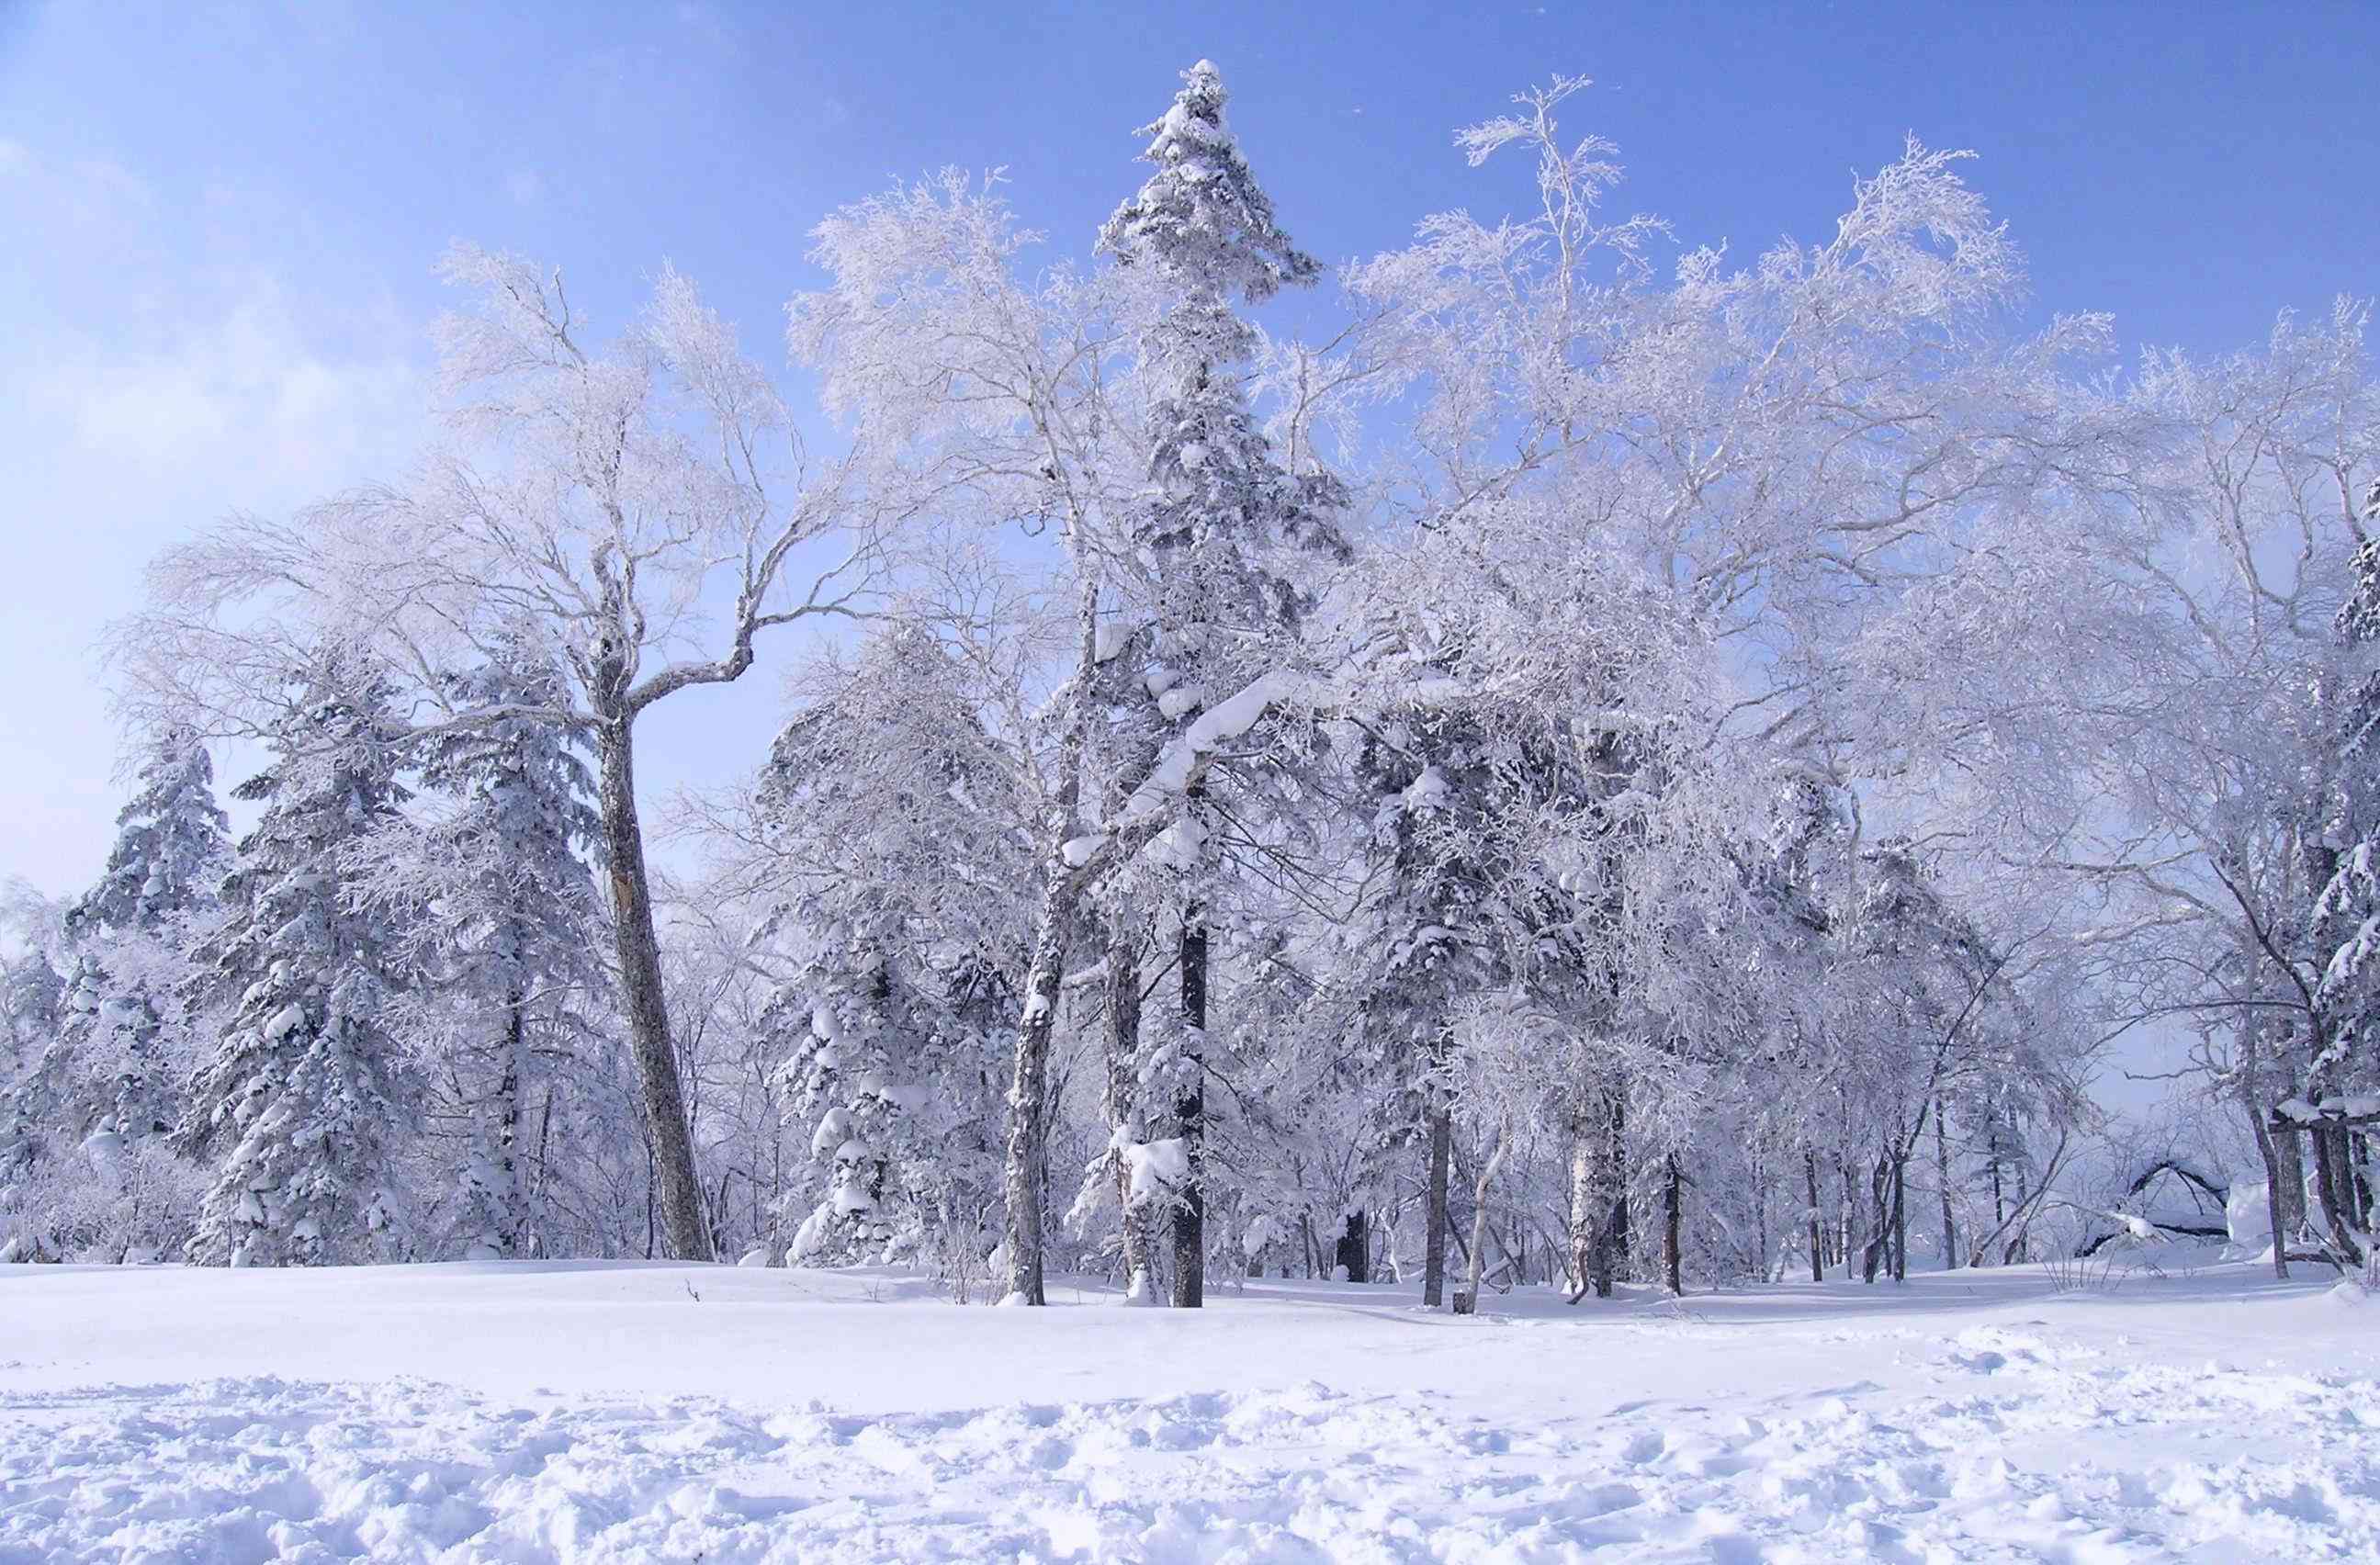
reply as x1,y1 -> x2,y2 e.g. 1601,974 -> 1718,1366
2,1255 -> 2374,1562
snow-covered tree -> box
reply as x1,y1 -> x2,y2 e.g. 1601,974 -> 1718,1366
1090,59 -> 1350,1306
54,726 -> 230,1144
349,639 -> 606,1259
179,647 -> 417,1267
746,624 -> 1031,1270
115,249 -> 906,1263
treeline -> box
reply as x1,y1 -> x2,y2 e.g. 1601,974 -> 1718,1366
2,65 -> 2373,1296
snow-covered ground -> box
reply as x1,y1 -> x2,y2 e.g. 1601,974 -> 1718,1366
2,1255 -> 2374,1562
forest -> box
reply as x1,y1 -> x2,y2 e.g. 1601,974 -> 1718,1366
5,62 -> 2375,1309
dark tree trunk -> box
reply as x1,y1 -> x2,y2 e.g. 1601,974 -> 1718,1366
595,717 -> 712,1263
2248,1079 -> 2295,1280
498,992 -> 526,1255
2355,1132 -> 2374,1224
2314,1123 -> 2369,1263
1934,1098 -> 1957,1270
2005,1160 -> 2030,1265
1422,1032 -> 1452,1308
1171,909 -> 1206,1308
1607,1090 -> 1631,1280
1662,1154 -> 1683,1295
1805,1147 -> 1824,1282
1860,1150 -> 1892,1283
1334,1207 -> 1370,1282
1890,1154 -> 1909,1283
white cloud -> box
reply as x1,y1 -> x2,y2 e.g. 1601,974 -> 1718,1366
0,147 -> 429,898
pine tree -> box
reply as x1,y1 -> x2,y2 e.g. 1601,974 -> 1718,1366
376,642 -> 605,1260
1095,60 -> 1348,1306
759,625 -> 1027,1270
54,727 -> 230,1144
0,940 -> 63,1186
180,647 -> 416,1267
2306,492 -> 2380,1261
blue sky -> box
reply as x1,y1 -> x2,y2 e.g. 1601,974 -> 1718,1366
5,0 -> 2376,898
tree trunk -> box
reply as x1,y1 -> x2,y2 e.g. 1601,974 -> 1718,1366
1461,1116 -> 1510,1311
1891,1154 -> 1909,1283
2005,1159 -> 2030,1265
595,717 -> 712,1263
1334,1207 -> 1370,1282
1568,1078 -> 1626,1300
1170,908 -> 1206,1308
2250,1108 -> 2292,1280
498,991 -> 526,1255
1002,884 -> 1066,1305
1860,1149 -> 1891,1283
1001,575 -> 1100,1307
1805,1147 -> 1824,1282
1422,1027 -> 1452,1308
2314,1123 -> 2369,1263
1661,1154 -> 1683,1295
1934,1098 -> 1957,1269
2355,1132 -> 2375,1226
1104,927 -> 1156,1303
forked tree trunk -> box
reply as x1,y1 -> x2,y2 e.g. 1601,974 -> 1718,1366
595,717 -> 713,1263
1171,908 -> 1207,1308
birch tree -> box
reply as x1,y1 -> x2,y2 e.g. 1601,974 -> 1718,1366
115,251 -> 894,1261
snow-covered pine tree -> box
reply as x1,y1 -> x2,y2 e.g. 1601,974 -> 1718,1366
1094,59 -> 1349,1306
55,726 -> 230,1144
356,640 -> 605,1260
1334,609 -> 1515,1307
67,727 -> 231,939
2307,492 -> 2380,1264
756,625 -> 1028,1271
0,915 -> 64,1192
180,647 -> 417,1267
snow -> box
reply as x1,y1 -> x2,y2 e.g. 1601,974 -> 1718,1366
1401,763 -> 1449,810
1156,683 -> 1203,721
1059,833 -> 1109,868
1118,670 -> 1296,827
2227,1179 -> 2273,1246
3,1257 -> 2374,1560
1121,1137 -> 1189,1206
262,1001 -> 305,1041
